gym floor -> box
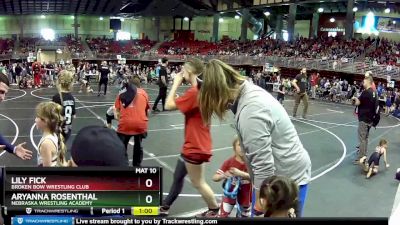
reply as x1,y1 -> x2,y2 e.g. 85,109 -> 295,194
1,84 -> 399,217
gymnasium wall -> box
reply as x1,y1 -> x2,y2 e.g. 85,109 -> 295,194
0,15 -> 255,42
0,15 -> 113,38
110,16 -> 256,41
191,17 -> 255,41
294,20 -> 311,38
37,50 -> 56,63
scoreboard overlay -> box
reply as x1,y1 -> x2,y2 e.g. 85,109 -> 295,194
0,167 -> 162,217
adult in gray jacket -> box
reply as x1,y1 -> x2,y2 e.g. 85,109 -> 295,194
198,59 -> 311,216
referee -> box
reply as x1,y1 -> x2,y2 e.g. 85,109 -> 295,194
152,58 -> 169,112
98,61 -> 110,96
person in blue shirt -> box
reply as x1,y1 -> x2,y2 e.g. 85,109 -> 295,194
377,82 -> 385,97
0,72 -> 33,160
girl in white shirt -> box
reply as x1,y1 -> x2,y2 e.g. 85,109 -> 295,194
35,101 -> 67,167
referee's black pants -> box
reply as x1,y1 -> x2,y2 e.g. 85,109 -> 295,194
98,78 -> 108,95
153,86 -> 167,111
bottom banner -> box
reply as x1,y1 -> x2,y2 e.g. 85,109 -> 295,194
11,216 -> 74,225
8,216 -> 388,225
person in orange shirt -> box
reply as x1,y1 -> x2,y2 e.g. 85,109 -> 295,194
114,76 -> 149,167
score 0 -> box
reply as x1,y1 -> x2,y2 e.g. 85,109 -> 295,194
145,179 -> 153,188
139,168 -> 160,191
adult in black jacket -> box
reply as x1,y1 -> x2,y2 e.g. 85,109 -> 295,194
98,61 -> 110,96
153,58 -> 169,112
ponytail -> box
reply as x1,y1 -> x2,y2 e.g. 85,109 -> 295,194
259,176 -> 299,217
55,104 -> 67,166
56,131 -> 67,166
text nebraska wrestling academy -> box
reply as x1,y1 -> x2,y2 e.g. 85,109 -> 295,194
11,193 -> 98,201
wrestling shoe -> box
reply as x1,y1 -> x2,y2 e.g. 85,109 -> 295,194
196,209 -> 219,218
159,206 -> 169,216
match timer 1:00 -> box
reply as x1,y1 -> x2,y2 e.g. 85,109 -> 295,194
132,207 -> 159,216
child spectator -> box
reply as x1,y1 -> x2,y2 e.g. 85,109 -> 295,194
360,139 -> 390,179
276,79 -> 286,105
385,92 -> 392,116
52,70 -> 76,142
19,77 -> 27,89
212,137 -> 251,217
35,102 -> 67,167
79,69 -> 94,94
259,176 -> 299,218
26,76 -> 33,89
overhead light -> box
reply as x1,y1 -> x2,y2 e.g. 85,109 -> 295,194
330,17 -> 335,23
41,28 -> 55,41
40,14 -> 46,19
318,8 -> 324,13
120,18 -> 125,22
353,7 -> 358,12
219,18 -> 224,23
393,20 -> 397,24
120,2 -> 132,11
219,12 -> 224,14
385,8 -> 390,13
264,11 -> 271,16
99,17 -> 104,21
235,15 -> 240,19
184,17 -> 189,21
